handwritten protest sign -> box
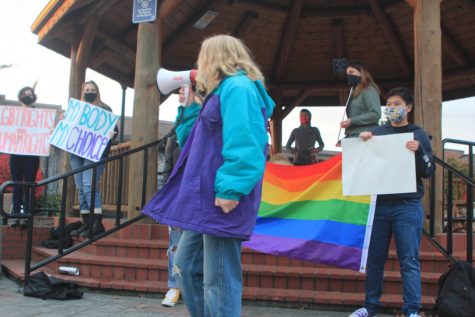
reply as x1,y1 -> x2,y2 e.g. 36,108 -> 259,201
49,98 -> 119,162
0,106 -> 56,156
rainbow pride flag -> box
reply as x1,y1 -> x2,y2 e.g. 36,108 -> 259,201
245,154 -> 375,272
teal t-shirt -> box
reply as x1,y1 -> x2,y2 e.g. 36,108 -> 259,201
175,102 -> 201,148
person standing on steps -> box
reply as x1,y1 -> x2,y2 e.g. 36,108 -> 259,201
9,87 -> 40,229
69,80 -> 118,238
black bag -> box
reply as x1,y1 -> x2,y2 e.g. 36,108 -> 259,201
41,221 -> 82,249
24,272 -> 83,300
435,261 -> 475,317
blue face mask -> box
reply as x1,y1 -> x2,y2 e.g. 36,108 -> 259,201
385,107 -> 407,123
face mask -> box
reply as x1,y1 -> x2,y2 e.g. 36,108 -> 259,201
385,107 -> 407,123
347,74 -> 361,87
20,95 -> 35,105
84,92 -> 97,103
300,114 -> 310,125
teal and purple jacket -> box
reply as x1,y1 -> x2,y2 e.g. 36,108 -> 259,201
142,72 -> 275,240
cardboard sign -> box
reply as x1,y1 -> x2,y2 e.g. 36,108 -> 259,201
342,133 -> 416,196
0,106 -> 56,156
49,98 -> 118,162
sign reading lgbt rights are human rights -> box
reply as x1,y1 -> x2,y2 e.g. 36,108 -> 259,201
49,98 -> 118,162
0,106 -> 56,156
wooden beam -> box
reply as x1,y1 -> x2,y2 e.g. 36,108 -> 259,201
163,0 -> 219,58
34,0 -> 96,41
273,0 -> 303,81
369,0 -> 412,76
128,19 -> 161,218
233,11 -> 258,37
90,48 -> 114,68
76,16 -> 99,69
454,0 -> 475,9
302,7 -> 372,18
158,0 -> 184,19
281,89 -> 311,119
413,0 -> 443,232
441,24 -> 470,66
230,0 -> 288,18
332,19 -> 345,57
97,29 -> 136,61
269,90 -> 283,155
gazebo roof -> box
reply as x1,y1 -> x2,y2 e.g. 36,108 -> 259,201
32,0 -> 475,106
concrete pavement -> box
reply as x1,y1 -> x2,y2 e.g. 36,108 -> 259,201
0,275 -> 394,317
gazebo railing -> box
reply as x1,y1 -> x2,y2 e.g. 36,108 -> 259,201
0,131 -> 173,279
427,154 -> 474,264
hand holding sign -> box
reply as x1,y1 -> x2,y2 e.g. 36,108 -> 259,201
49,98 -> 119,162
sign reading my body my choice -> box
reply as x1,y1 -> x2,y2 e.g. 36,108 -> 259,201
0,106 -> 56,156
49,98 -> 118,162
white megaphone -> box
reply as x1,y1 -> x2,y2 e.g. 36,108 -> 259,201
156,68 -> 197,94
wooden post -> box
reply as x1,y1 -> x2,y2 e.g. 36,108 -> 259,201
64,17 -> 97,216
127,19 -> 160,219
412,0 -> 443,232
270,91 -> 283,155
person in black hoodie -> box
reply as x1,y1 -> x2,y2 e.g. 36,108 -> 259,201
285,109 -> 324,165
348,87 -> 433,317
9,87 -> 40,228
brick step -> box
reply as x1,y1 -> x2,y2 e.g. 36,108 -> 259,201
31,247 -> 441,296
74,238 -> 168,259
65,235 -> 453,274
2,259 -> 435,310
242,264 -> 440,297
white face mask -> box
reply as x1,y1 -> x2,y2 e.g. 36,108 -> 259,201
180,85 -> 190,106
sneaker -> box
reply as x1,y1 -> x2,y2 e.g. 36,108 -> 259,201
348,308 -> 376,317
408,314 -> 421,317
162,288 -> 180,307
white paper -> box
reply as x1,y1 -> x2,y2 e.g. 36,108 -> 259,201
342,133 -> 416,196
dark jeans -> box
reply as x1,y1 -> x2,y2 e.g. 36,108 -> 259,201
9,155 -> 40,214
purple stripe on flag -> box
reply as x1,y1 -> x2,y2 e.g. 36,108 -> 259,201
244,233 -> 363,271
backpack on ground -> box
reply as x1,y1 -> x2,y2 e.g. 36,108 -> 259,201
434,261 -> 475,317
24,271 -> 83,300
41,221 -> 82,249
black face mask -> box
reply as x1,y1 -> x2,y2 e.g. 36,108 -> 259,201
347,74 -> 361,87
20,95 -> 35,105
84,92 -> 97,103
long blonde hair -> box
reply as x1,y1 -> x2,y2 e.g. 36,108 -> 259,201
350,63 -> 380,97
81,80 -> 112,111
196,34 -> 265,95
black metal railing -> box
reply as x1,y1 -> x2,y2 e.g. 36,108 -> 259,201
426,138 -> 474,264
0,131 -> 172,279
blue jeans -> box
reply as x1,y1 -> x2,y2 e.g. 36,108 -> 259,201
173,230 -> 243,317
70,154 -> 105,212
364,199 -> 423,316
167,227 -> 183,288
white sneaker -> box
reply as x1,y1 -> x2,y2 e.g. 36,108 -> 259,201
162,288 -> 180,307
348,308 -> 376,317
408,314 -> 421,317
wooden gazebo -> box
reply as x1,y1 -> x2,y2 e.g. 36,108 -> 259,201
31,0 -> 475,230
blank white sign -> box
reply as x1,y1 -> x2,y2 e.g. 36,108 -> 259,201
342,133 -> 416,196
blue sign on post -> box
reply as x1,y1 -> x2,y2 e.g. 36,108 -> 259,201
132,0 -> 157,24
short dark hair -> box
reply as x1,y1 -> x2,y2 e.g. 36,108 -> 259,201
386,87 -> 414,107
300,109 -> 311,116
18,86 -> 37,103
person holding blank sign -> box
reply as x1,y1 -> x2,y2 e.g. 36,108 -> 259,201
349,87 -> 433,317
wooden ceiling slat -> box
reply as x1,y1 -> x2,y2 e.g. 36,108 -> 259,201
369,0 -> 412,76
233,11 -> 258,37
273,0 -> 303,81
230,0 -> 288,18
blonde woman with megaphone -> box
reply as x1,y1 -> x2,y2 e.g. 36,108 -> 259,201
142,34 -> 275,317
